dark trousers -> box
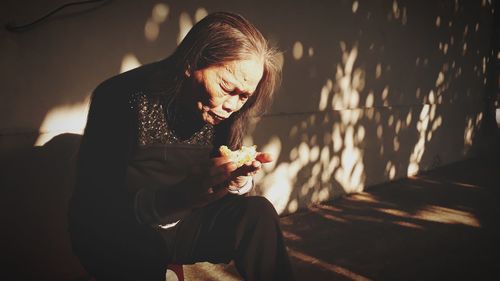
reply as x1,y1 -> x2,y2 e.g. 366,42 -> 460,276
72,195 -> 294,281
164,195 -> 295,281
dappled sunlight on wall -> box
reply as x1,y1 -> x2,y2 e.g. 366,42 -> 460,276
245,0 -> 497,214
120,53 -> 142,73
463,112 -> 484,154
253,43 -> 369,214
330,43 -> 366,193
35,96 -> 90,146
176,8 -> 208,45
144,3 -> 169,42
177,12 -> 193,45
251,135 -> 295,214
407,104 -> 442,176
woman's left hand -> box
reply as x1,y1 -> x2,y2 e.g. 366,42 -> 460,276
226,152 -> 273,190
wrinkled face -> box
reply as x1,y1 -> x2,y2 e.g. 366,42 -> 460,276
190,57 -> 264,125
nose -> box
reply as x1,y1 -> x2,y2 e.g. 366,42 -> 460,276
222,95 -> 239,113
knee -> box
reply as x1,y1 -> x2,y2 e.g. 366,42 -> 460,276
244,196 -> 279,220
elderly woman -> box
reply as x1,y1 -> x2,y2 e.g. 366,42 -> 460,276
69,11 -> 294,281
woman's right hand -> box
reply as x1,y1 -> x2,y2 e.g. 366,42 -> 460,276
186,155 -> 238,208
155,156 -> 237,215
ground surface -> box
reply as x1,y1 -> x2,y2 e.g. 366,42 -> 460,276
184,149 -> 500,281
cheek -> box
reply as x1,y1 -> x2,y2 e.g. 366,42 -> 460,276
200,86 -> 224,108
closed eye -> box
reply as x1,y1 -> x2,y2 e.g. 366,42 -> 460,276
220,81 -> 234,93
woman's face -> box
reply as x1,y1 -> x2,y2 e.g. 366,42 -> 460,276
189,57 -> 264,125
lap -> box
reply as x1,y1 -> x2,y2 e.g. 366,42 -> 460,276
163,195 -> 279,265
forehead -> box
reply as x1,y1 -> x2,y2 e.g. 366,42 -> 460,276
219,59 -> 264,93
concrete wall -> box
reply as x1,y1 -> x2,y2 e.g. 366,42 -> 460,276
0,0 -> 497,280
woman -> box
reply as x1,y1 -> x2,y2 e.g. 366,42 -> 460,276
69,11 -> 294,281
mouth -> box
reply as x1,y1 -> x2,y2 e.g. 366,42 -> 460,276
209,111 -> 228,121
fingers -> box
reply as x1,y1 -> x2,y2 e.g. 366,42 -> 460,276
209,161 -> 237,186
211,155 -> 233,166
231,160 -> 261,177
255,152 -> 273,163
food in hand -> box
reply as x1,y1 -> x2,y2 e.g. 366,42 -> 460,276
219,145 -> 257,168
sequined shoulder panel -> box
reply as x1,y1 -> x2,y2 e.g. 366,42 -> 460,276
130,92 -> 214,146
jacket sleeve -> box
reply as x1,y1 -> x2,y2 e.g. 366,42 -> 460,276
70,80 -> 138,232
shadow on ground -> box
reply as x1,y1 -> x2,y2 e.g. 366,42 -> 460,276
186,147 -> 500,281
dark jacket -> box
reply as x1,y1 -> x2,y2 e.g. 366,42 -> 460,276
68,59 -> 175,265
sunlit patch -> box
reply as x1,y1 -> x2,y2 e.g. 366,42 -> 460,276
376,125 -> 383,139
298,141 -> 310,165
318,187 -> 330,201
194,7 -> 208,22
35,96 -> 91,146
258,44 -> 368,212
313,203 -> 343,212
183,262 -> 239,281
482,57 -> 487,74
463,114 -> 481,154
416,205 -> 481,228
120,53 -> 142,73
496,109 -> 500,127
282,230 -> 302,241
435,16 -> 441,27
288,199 -> 298,213
375,63 -> 382,79
292,41 -> 304,60
152,3 -> 169,23
406,111 -> 412,126
288,249 -> 372,281
382,86 -> 389,106
348,192 -> 378,203
259,162 -> 294,215
407,105 -> 430,176
261,135 -> 281,172
392,0 -> 400,19
385,161 -> 396,179
177,12 -> 193,45
145,19 -> 160,42
449,181 -> 480,188
409,175 -> 442,185
393,136 -> 400,152
401,7 -> 407,25
318,79 -> 333,111
144,3 -> 169,42
393,221 -> 424,229
352,1 -> 359,13
289,147 -> 298,161
308,47 -> 314,57
395,119 -> 402,133
378,205 -> 480,228
310,145 -> 320,162
443,42 -> 449,54
377,207 -> 407,217
365,91 -> 374,107
388,115 -> 394,126
275,52 -> 285,70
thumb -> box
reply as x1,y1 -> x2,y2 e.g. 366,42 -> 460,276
255,152 -> 273,163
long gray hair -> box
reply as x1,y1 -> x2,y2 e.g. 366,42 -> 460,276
164,11 -> 282,149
